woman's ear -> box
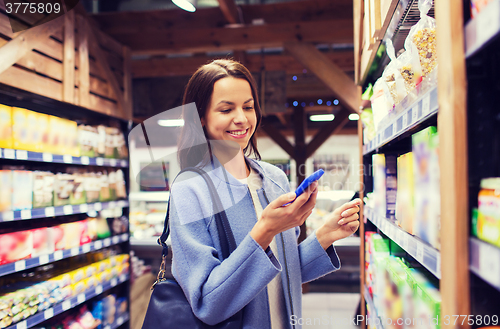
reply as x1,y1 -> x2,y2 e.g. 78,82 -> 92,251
200,117 -> 205,127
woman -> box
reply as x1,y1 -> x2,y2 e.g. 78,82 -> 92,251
169,59 -> 360,328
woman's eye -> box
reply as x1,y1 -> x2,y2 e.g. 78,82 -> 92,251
244,107 -> 254,111
221,109 -> 231,113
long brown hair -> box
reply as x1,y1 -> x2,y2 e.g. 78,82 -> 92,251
177,59 -> 262,169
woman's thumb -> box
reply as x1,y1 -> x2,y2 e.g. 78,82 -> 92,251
276,192 -> 296,207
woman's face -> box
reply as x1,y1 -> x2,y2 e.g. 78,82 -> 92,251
201,77 -> 257,150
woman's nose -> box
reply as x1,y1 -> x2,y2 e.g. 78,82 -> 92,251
233,108 -> 248,124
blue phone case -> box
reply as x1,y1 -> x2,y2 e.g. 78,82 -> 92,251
294,169 -> 325,197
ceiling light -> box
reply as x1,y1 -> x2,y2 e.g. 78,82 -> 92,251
158,119 -> 185,127
349,113 -> 360,121
172,0 -> 197,12
310,114 -> 335,122
333,99 -> 339,105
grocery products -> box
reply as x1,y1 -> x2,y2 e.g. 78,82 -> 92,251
412,127 -> 440,249
372,154 -> 397,219
476,178 -> 500,247
395,152 -> 415,234
0,105 -> 12,149
0,231 -> 33,265
404,0 -> 437,78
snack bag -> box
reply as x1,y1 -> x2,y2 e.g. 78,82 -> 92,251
396,48 -> 423,100
370,78 -> 392,132
382,40 -> 406,107
404,0 -> 437,78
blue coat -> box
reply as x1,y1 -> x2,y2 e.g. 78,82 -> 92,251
169,157 -> 341,328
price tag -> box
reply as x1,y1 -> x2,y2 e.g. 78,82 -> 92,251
119,274 -> 126,282
81,156 -> 90,165
392,123 -> 397,136
4,149 -> 15,159
15,260 -> 26,272
121,233 -> 128,241
422,94 -> 430,116
110,159 -> 117,166
479,244 -> 500,287
16,150 -> 28,160
2,211 -> 14,221
95,285 -> 103,295
96,157 -> 104,166
94,203 -> 102,211
44,308 -> 54,320
20,209 -> 31,220
63,155 -> 73,164
71,247 -> 79,256
45,207 -> 55,217
117,317 -> 124,326
111,278 -> 118,287
109,201 -> 117,209
402,112 -> 408,127
17,321 -> 27,329
62,300 -> 72,311
77,294 -> 86,304
63,205 -> 73,215
94,240 -> 103,249
79,204 -> 89,213
43,153 -> 53,162
121,160 -> 127,167
39,254 -> 50,265
416,243 -> 424,263
82,244 -> 91,253
54,250 -> 63,261
412,107 -> 418,123
112,236 -> 119,244
103,238 -> 111,247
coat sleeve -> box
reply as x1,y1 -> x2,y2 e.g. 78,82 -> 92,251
169,173 -> 281,326
270,168 -> 342,284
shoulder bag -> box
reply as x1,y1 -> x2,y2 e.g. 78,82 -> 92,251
142,167 -> 243,329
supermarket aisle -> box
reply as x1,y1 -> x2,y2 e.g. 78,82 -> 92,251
302,293 -> 360,329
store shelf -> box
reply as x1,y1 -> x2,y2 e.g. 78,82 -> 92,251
363,86 -> 438,155
0,233 -> 129,278
364,286 -> 384,329
465,0 -> 500,57
130,237 -> 161,246
5,274 -> 129,329
129,191 -> 169,202
364,207 -> 441,279
333,236 -> 360,247
104,312 -> 129,329
470,237 -> 500,291
0,200 -> 129,222
0,148 -> 128,168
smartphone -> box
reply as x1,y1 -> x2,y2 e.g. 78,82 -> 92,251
283,169 -> 324,206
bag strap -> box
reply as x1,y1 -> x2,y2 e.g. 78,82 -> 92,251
158,167 -> 237,260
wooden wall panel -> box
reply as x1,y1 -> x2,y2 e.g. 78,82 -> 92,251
0,66 -> 63,101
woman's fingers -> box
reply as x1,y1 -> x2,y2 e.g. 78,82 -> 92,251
336,199 -> 361,215
340,206 -> 360,219
337,213 -> 359,226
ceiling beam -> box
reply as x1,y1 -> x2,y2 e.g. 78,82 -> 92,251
259,119 -> 294,158
285,42 -> 359,114
217,0 -> 240,24
131,51 -> 354,78
91,0 -> 352,35
106,20 -> 353,56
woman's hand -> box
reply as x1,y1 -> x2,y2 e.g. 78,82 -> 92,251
250,182 -> 319,249
316,199 -> 361,250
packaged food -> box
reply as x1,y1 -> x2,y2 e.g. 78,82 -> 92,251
471,0 -> 494,17
53,173 -> 73,207
51,225 -> 66,251
0,231 -> 33,265
32,228 -> 55,257
395,48 -> 423,100
33,171 -> 54,208
96,126 -> 106,157
477,178 -> 500,247
78,125 -> 98,158
370,78 -> 391,132
62,222 -> 81,250
12,107 -> 30,151
37,113 -> 50,153
115,170 -> 127,199
12,170 -> 33,211
0,104 -> 12,149
84,173 -> 100,203
70,173 -> 86,205
0,170 -> 12,212
361,109 -> 376,144
395,152 -> 415,234
98,172 -> 111,202
382,40 -> 407,107
404,0 -> 437,78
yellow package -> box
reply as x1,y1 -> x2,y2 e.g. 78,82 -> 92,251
71,281 -> 86,296
95,260 -> 108,273
0,104 -> 12,149
36,113 -> 50,153
83,264 -> 98,279
82,276 -> 97,289
25,110 -> 39,152
48,115 -> 62,154
103,268 -> 113,281
12,107 -> 30,150
49,273 -> 72,288
95,271 -> 107,285
109,255 -> 118,268
61,119 -> 79,157
69,268 -> 86,285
